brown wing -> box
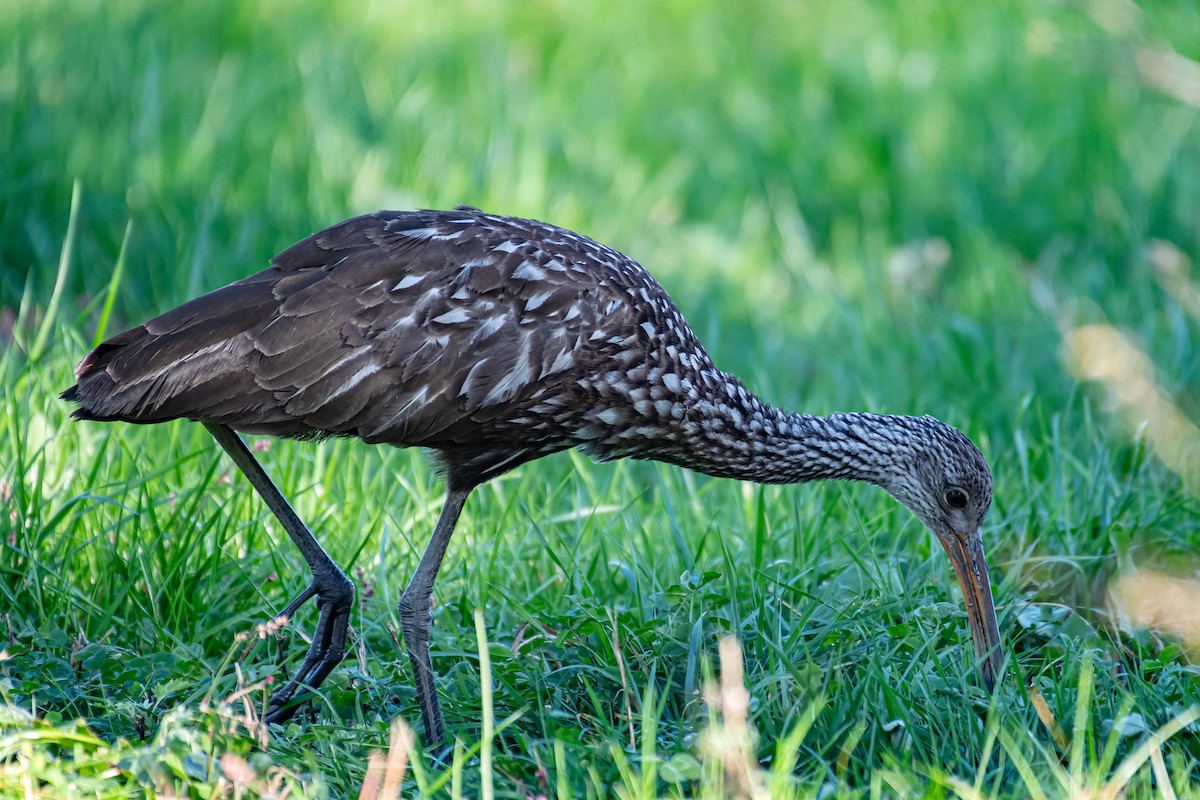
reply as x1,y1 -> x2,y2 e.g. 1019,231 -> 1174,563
65,208 -> 645,447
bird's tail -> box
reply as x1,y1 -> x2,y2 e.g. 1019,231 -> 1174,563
62,269 -> 288,428
62,325 -> 153,422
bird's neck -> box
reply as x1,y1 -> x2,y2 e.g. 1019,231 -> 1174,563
662,372 -> 907,489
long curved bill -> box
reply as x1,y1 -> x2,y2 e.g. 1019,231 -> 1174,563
939,529 -> 1003,690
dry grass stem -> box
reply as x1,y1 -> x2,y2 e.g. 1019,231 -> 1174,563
1065,324 -> 1200,495
701,637 -> 767,800
358,718 -> 415,800
1110,569 -> 1200,650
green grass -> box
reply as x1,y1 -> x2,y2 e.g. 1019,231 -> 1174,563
3,0 -> 1200,796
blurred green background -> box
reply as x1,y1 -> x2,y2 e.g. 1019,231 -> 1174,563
3,0 -> 1200,796
6,1 -> 1198,311
5,0 -> 1200,422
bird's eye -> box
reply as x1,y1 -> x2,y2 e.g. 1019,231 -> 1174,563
945,488 -> 969,509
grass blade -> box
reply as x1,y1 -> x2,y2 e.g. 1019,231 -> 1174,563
474,608 -> 494,800
92,219 -> 133,347
30,180 -> 81,362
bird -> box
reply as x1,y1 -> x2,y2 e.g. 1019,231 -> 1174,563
63,206 -> 1003,746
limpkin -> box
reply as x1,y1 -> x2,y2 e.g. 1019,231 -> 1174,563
64,206 -> 1002,745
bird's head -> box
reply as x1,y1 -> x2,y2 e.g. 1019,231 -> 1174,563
877,417 -> 1003,692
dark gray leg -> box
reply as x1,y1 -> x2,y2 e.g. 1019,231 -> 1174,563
399,485 -> 473,746
204,423 -> 354,723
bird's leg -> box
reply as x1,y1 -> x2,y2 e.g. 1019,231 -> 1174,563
204,423 -> 355,724
399,484 -> 473,747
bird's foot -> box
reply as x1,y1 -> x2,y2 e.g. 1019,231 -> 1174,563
399,594 -> 448,747
262,570 -> 355,725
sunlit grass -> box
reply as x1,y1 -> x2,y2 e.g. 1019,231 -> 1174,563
3,0 -> 1200,796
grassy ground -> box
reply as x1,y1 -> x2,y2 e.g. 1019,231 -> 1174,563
3,0 -> 1200,796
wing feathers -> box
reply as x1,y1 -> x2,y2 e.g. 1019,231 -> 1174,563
67,208 -> 649,449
